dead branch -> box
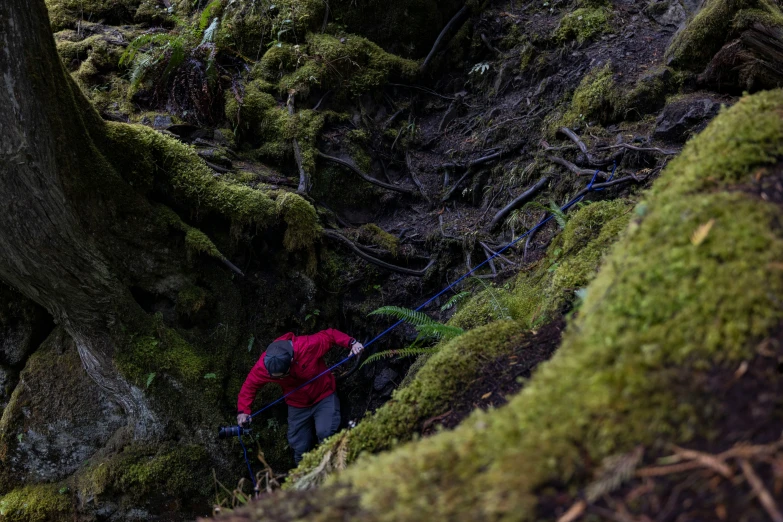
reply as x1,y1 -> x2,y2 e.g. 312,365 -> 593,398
546,155 -> 604,177
481,242 -> 498,276
220,257 -> 245,277
671,445 -> 733,478
635,460 -> 704,477
489,176 -> 549,230
557,500 -> 587,522
317,151 -> 416,195
421,4 -> 471,73
440,150 -> 503,170
287,92 -> 309,194
441,170 -> 473,202
323,230 -> 434,276
596,143 -> 680,155
479,241 -> 517,267
740,459 -> 783,522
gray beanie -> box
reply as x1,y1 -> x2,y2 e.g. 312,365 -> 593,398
264,340 -> 293,375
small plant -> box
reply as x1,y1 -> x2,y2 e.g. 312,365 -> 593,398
548,199 -> 570,229
470,277 -> 511,320
470,62 -> 491,75
304,309 -> 320,323
361,306 -> 465,367
441,291 -> 471,311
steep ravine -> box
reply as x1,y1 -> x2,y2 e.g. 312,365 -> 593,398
2,0 -> 783,521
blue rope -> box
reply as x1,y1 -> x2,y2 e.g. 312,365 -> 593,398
235,167 -> 612,483
238,434 -> 257,490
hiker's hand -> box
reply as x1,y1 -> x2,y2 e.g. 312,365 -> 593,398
350,341 -> 364,356
237,413 -> 251,427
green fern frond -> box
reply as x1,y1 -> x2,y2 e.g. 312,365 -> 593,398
369,306 -> 436,327
360,346 -> 439,368
440,291 -> 471,311
201,17 -> 219,45
417,323 -> 464,340
471,277 -> 511,320
548,199 -> 569,230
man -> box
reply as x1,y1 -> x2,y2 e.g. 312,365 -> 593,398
236,329 -> 364,464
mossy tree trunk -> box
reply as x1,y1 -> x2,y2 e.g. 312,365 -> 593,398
0,0 -> 157,437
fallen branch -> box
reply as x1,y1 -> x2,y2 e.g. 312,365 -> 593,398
317,151 -> 415,195
440,150 -> 503,170
739,458 -> 783,522
557,127 -> 626,168
287,92 -> 309,194
221,257 -> 245,277
596,143 -> 680,155
488,176 -> 549,230
204,160 -> 231,174
323,230 -> 434,276
479,241 -> 517,267
546,155 -> 603,177
421,4 -> 471,73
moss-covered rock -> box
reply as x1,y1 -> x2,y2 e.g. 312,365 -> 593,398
46,0 -> 141,31
554,6 -> 612,44
553,63 -> 619,130
0,484 -> 73,522
665,0 -> 783,71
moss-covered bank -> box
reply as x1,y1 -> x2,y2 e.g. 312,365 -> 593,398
224,89 -> 783,521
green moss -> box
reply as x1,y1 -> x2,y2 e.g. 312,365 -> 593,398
177,285 -> 207,316
185,228 -> 224,258
555,63 -> 618,130
276,33 -> 418,98
622,67 -> 682,119
0,484 -> 72,522
45,0 -> 141,30
75,444 -> 210,501
102,122 -> 277,227
116,326 -> 207,385
665,0 -> 783,70
358,224 -> 399,256
276,192 -> 322,252
554,7 -> 611,44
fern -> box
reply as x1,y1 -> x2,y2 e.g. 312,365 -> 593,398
471,277 -> 511,320
361,346 -> 439,367
201,17 -> 219,45
440,291 -> 471,311
548,199 -> 569,229
369,306 -> 437,328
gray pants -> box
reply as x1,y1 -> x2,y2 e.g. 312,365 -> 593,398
287,393 -> 341,464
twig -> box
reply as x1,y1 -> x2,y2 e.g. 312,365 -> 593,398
480,32 -> 501,54
287,92 -> 309,194
312,89 -> 332,111
635,460 -> 703,477
481,243 -> 498,276
388,83 -> 457,101
221,257 -> 245,277
739,459 -> 783,522
317,151 -> 415,195
596,143 -> 679,155
671,445 -> 733,478
479,241 -> 517,267
204,160 -> 231,174
323,230 -> 434,276
489,176 -> 549,230
439,150 -> 503,170
557,500 -> 587,522
420,4 -> 471,73
546,155 -> 604,177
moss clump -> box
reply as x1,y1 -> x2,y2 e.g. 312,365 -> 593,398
276,192 -> 322,252
555,63 -> 618,130
0,484 -> 72,522
75,444 -> 210,501
102,122 -> 277,227
177,285 -> 207,316
116,326 -> 207,385
665,0 -> 783,70
270,89 -> 783,521
555,7 -> 612,44
275,34 -> 418,98
45,0 -> 140,30
358,224 -> 399,256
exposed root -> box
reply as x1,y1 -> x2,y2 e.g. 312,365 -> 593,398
323,230 -> 434,276
287,92 -> 310,194
488,176 -> 550,230
317,151 -> 416,195
420,4 -> 471,73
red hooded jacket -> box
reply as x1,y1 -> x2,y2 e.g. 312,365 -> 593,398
237,329 -> 353,413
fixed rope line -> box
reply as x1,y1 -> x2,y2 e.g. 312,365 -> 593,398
236,165 -> 616,484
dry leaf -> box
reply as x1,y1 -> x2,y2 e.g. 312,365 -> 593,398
481,392 -> 493,400
690,219 -> 715,246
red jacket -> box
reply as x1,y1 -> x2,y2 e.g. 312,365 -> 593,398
237,329 -> 353,413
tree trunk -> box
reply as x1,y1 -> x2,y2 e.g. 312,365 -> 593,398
0,0 -> 157,437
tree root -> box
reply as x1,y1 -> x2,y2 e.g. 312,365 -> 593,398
420,4 -> 471,73
546,155 -> 604,177
287,92 -> 310,194
440,151 -> 504,202
406,152 -> 431,204
323,230 -> 434,276
317,151 -> 416,195
488,176 -> 549,230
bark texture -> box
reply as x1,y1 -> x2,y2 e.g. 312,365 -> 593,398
0,0 -> 157,437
